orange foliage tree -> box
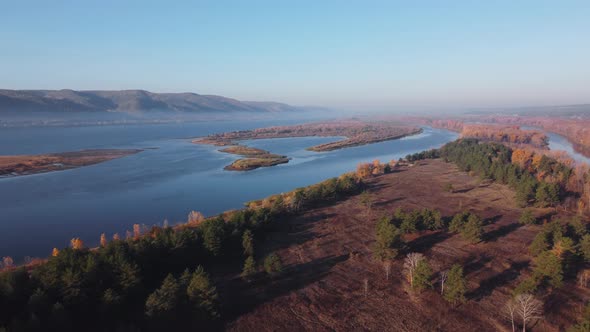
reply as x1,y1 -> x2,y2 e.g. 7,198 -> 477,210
100,233 -> 107,247
188,211 -> 205,225
70,238 -> 84,250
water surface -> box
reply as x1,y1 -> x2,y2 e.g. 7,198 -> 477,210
0,122 -> 457,260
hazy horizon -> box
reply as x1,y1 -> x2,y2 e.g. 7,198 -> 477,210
2,1 -> 590,111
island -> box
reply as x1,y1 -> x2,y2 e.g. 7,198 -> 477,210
219,145 -> 290,171
0,149 -> 143,177
195,120 -> 423,170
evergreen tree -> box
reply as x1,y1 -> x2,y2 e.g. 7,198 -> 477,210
519,209 -> 536,225
241,256 -> 257,279
264,253 -> 283,276
536,182 -> 560,207
373,217 -> 402,260
202,217 -> 225,256
532,250 -> 563,288
145,274 -> 181,318
242,230 -> 254,256
529,232 -> 549,256
444,264 -> 467,304
461,213 -> 483,243
187,266 -> 219,320
413,259 -> 433,291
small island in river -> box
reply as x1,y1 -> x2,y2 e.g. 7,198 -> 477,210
0,149 -> 143,177
194,120 -> 423,171
219,145 -> 290,171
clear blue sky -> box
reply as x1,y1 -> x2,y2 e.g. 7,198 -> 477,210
1,1 -> 589,110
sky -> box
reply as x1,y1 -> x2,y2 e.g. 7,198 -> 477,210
1,1 -> 589,110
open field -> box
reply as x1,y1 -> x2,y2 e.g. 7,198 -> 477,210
0,149 -> 142,177
223,159 -> 588,331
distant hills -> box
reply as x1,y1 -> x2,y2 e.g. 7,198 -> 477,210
0,89 -> 301,113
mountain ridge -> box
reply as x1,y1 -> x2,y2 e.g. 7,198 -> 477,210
0,89 -> 301,113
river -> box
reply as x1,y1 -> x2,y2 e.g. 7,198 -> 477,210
0,121 -> 458,260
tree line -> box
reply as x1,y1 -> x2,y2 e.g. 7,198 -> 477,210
0,173 -> 365,331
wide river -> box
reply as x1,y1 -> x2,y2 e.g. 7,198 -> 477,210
3,120 -> 588,261
0,120 -> 459,260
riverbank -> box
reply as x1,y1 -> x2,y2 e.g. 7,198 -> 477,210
0,149 -> 142,177
194,120 -> 423,170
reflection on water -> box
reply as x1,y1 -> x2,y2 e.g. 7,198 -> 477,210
0,122 -> 458,260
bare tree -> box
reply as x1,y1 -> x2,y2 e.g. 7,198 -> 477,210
515,293 -> 543,332
403,253 -> 424,288
504,299 -> 517,332
440,270 -> 448,295
384,261 -> 392,280
363,278 -> 369,297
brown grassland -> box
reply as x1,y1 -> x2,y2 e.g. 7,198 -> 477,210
221,159 -> 587,331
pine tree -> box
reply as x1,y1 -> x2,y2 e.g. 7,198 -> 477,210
187,266 -> 219,319
373,217 -> 402,260
461,214 -> 483,243
242,230 -> 254,256
529,232 -> 549,256
519,209 -> 536,225
202,217 -> 225,256
264,253 -> 283,276
413,259 -> 433,291
444,264 -> 467,304
145,274 -> 181,318
241,256 -> 257,279
532,250 -> 563,288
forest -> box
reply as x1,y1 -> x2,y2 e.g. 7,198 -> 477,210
0,173 -> 365,331
2,138 -> 590,331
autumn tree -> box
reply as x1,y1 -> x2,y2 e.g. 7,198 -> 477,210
133,224 -> 141,240
70,238 -> 84,250
2,256 -> 14,268
100,233 -> 107,247
52,248 -> 60,257
444,264 -> 467,304
187,210 -> 205,225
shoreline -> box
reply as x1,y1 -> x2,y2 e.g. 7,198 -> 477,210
0,149 -> 143,178
193,120 -> 423,171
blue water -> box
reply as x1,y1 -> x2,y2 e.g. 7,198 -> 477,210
0,121 -> 458,260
